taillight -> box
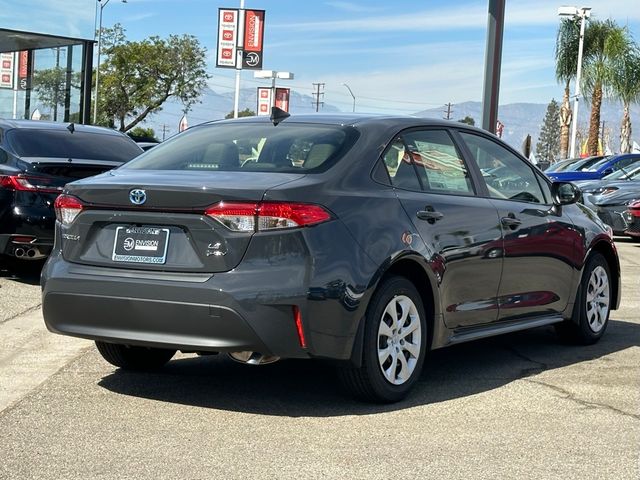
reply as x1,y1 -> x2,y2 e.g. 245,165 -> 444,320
205,201 -> 332,232
54,194 -> 84,225
0,174 -> 63,193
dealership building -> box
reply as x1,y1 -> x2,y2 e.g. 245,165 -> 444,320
0,1 -> 95,124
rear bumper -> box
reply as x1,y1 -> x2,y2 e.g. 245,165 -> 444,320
0,199 -> 55,257
41,220 -> 374,360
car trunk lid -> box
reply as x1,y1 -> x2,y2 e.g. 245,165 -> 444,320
60,170 -> 303,273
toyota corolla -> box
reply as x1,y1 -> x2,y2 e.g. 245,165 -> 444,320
42,113 -> 620,403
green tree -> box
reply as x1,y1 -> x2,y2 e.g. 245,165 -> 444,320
457,116 -> 475,126
128,126 -> 158,142
582,20 -> 630,156
97,25 -> 208,132
609,43 -> 640,153
32,66 -> 81,121
225,108 -> 256,119
536,99 -> 561,163
555,18 -> 580,159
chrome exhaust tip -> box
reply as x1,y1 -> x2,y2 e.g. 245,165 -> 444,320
26,248 -> 36,258
228,351 -> 280,365
14,247 -> 25,258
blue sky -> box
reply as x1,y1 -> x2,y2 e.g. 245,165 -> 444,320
2,0 -> 639,114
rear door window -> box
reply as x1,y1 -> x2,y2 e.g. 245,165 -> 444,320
380,129 -> 474,195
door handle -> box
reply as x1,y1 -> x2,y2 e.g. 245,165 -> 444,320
501,214 -> 522,229
416,208 -> 444,223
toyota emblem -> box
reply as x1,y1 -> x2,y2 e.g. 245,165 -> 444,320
129,189 -> 146,205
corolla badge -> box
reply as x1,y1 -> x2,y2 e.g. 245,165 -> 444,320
129,189 -> 146,205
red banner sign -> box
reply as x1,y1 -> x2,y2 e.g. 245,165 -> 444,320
242,9 -> 265,69
17,51 -> 28,91
275,87 -> 290,112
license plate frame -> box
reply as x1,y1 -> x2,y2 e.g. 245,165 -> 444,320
112,226 -> 170,264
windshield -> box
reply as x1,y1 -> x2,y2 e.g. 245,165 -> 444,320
579,156 -> 611,172
545,157 -> 583,173
603,164 -> 638,180
7,129 -> 142,162
122,123 -> 358,173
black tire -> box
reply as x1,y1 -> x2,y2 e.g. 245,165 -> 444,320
95,341 -> 176,370
339,276 -> 428,403
555,253 -> 611,345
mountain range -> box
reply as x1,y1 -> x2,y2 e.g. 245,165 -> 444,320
143,86 -> 640,155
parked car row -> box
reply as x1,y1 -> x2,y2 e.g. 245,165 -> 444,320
0,120 -> 143,261
545,154 -> 640,239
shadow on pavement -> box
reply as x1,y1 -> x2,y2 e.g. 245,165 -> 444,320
0,258 -> 44,286
98,318 -> 640,417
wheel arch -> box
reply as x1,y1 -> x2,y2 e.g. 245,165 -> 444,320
588,240 -> 621,310
348,254 -> 441,367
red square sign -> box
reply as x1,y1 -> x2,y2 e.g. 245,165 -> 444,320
221,48 -> 233,59
2,60 -> 10,69
222,30 -> 234,41
223,11 -> 235,22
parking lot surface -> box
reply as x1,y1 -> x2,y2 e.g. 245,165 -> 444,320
0,242 -> 638,479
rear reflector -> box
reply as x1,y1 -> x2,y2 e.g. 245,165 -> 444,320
54,194 -> 84,225
293,306 -> 307,348
205,201 -> 331,232
0,174 -> 63,193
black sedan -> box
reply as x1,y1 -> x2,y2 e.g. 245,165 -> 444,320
42,113 -> 620,403
0,120 -> 142,261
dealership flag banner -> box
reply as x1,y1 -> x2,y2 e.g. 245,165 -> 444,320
216,8 -> 239,68
275,88 -> 290,112
257,87 -> 272,116
0,53 -> 14,89
17,51 -> 28,91
242,9 -> 265,69
178,115 -> 188,132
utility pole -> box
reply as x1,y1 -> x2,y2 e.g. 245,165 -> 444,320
443,102 -> 454,120
312,83 -> 325,112
161,124 -> 169,141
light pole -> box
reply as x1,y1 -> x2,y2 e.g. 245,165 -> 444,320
342,83 -> 355,112
558,6 -> 591,158
94,0 -> 127,124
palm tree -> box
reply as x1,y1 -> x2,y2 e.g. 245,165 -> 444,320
582,20 -> 630,156
609,43 -> 640,153
555,18 -> 581,160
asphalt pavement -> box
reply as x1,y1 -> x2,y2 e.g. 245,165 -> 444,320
0,243 -> 638,480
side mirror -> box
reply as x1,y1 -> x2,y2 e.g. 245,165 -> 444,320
602,168 -> 614,176
551,181 -> 580,206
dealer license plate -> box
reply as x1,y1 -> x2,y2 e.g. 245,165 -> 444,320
112,226 -> 170,264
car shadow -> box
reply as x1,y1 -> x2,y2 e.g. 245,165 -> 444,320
97,318 -> 639,417
0,258 -> 44,286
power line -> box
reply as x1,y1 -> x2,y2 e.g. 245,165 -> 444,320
312,83 -> 325,112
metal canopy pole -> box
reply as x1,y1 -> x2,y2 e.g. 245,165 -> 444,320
481,0 -> 505,134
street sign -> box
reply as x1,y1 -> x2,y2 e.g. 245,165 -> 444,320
216,8 -> 239,68
257,87 -> 271,116
241,9 -> 265,69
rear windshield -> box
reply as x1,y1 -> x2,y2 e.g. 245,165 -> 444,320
575,156 -> 609,171
121,123 -> 358,173
7,129 -> 142,163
